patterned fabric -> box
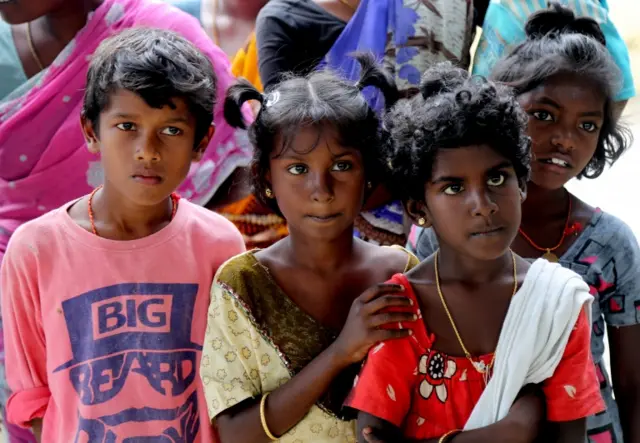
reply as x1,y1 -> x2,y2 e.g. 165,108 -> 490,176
323,0 -> 478,246
472,0 -> 635,101
346,273 -> 604,439
411,209 -> 640,442
200,249 -> 419,442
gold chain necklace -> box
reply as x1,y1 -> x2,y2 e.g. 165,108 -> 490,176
434,249 -> 517,378
26,22 -> 45,72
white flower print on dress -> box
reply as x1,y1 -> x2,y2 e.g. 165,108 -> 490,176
418,351 -> 457,403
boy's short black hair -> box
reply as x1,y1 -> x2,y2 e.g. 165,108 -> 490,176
384,62 -> 531,203
491,2 -> 632,178
224,53 -> 399,215
83,27 -> 216,148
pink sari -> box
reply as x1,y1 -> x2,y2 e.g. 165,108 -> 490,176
0,0 -> 252,259
0,1 -> 251,440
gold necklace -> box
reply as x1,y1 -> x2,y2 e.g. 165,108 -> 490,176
26,22 -> 45,72
434,249 -> 518,377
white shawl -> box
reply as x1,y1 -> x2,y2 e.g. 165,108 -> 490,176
464,259 -> 593,429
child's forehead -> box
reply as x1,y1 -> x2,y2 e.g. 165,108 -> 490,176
101,88 -> 192,119
273,124 -> 359,158
431,145 -> 513,176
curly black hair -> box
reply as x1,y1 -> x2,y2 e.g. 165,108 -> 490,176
384,62 -> 531,203
491,2 -> 632,179
83,28 -> 216,149
224,53 -> 398,215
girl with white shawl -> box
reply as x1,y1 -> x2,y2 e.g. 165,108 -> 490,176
345,62 -> 604,443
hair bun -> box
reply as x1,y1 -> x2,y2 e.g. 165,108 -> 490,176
419,62 -> 469,100
525,2 -> 606,45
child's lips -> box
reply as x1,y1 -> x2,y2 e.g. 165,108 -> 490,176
132,174 -> 162,185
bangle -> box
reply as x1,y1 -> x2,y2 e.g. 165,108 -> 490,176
439,429 -> 462,443
259,393 -> 278,440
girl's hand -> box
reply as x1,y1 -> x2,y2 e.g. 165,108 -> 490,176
332,283 -> 414,365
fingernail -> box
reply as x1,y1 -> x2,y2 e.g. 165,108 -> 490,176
409,330 -> 414,335
363,428 -> 372,435
395,285 -> 405,291
409,298 -> 414,305
413,315 -> 418,321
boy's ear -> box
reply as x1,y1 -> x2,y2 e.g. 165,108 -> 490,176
81,114 -> 100,154
403,199 -> 432,228
193,124 -> 215,162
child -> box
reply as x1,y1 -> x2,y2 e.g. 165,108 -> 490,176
346,63 -> 604,442
0,28 -> 245,442
414,4 -> 639,442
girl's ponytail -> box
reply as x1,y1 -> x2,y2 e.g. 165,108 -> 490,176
353,52 -> 399,110
525,2 -> 606,46
224,79 -> 264,129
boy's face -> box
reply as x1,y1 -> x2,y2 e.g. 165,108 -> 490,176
82,89 -> 210,207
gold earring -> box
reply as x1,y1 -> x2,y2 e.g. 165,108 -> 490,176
265,188 -> 274,198
418,217 -> 426,226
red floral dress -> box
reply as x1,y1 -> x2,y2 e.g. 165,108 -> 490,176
345,274 -> 605,439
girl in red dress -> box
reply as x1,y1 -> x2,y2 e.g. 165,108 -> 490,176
345,62 -> 605,443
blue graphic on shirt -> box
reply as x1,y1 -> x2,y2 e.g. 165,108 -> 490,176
53,283 -> 202,442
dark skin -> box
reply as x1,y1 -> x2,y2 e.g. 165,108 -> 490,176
201,0 -> 268,57
215,126 -> 420,443
514,72 -> 640,443
357,145 -> 585,443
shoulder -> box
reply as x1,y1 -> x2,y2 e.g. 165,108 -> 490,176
594,211 -> 639,251
179,200 -> 245,249
3,205 -> 70,267
256,0 -> 297,29
365,243 -> 418,275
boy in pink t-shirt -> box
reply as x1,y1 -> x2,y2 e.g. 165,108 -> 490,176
0,28 -> 245,442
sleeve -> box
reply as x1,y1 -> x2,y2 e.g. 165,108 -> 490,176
600,220 -> 640,327
0,232 -> 50,428
345,340 -> 415,427
542,310 -> 605,422
200,275 -> 263,419
255,8 -> 300,90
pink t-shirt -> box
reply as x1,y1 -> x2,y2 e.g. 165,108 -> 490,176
0,198 -> 245,442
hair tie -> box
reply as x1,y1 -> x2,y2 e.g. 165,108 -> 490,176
265,91 -> 280,108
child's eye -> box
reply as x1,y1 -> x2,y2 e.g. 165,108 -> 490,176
443,184 -> 463,195
332,161 -> 352,172
487,173 -> 506,187
532,111 -> 553,122
161,127 -> 183,136
287,164 -> 308,175
116,122 -> 136,131
580,122 -> 598,133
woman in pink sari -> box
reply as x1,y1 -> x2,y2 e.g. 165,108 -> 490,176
0,0 -> 252,440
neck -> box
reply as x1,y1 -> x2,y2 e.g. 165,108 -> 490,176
437,244 -> 512,285
522,183 -> 569,224
285,227 -> 356,273
92,185 -> 174,239
217,0 -> 265,20
36,0 -> 103,45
